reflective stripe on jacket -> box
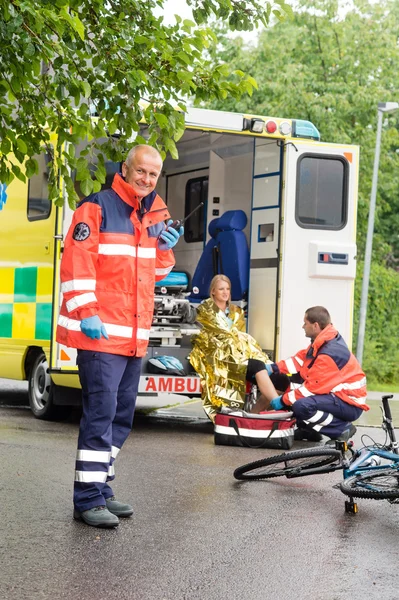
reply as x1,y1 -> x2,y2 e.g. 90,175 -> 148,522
272,324 -> 369,411
56,175 -> 175,357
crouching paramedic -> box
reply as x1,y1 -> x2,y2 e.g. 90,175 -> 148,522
266,306 -> 369,442
56,145 -> 183,528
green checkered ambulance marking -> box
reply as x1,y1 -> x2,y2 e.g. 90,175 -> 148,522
0,266 -> 53,339
35,302 -> 52,340
0,304 -> 13,338
14,266 -> 38,302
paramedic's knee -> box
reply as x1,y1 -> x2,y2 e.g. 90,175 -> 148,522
290,396 -> 318,420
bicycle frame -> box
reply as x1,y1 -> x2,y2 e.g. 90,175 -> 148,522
283,395 -> 399,480
343,447 -> 399,479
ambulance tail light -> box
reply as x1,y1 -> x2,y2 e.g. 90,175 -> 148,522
292,119 -> 320,141
265,120 -> 277,134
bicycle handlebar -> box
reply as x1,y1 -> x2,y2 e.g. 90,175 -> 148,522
382,394 -> 394,421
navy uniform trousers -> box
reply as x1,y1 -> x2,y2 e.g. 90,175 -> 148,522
74,350 -> 142,512
291,393 -> 363,439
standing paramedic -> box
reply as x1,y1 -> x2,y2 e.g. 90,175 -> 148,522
266,306 -> 369,442
56,145 -> 183,528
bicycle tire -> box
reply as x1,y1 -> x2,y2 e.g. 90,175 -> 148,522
340,468 -> 399,500
233,447 -> 341,481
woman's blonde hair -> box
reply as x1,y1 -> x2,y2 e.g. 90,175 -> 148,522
209,274 -> 231,302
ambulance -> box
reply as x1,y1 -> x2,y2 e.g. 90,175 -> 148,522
0,107 -> 359,418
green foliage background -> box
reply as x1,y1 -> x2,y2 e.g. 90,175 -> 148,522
0,0 -> 291,206
205,0 -> 399,386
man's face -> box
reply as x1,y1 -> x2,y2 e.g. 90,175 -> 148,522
302,316 -> 320,341
122,151 -> 162,198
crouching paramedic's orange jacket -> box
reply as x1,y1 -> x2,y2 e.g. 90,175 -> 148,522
56,174 -> 175,357
269,324 -> 369,411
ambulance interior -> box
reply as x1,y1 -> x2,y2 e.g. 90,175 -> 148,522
150,129 -> 281,361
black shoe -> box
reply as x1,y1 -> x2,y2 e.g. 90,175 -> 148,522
73,505 -> 119,528
294,427 -> 324,442
105,496 -> 134,518
337,424 -> 357,441
326,424 -> 357,445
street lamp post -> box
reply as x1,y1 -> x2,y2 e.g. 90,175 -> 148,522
356,101 -> 399,365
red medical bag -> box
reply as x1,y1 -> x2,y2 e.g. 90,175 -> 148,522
214,410 -> 296,450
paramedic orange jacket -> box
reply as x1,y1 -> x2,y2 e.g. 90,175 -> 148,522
270,324 -> 369,411
56,174 -> 175,357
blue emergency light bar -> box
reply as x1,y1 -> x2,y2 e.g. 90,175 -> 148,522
292,120 -> 320,141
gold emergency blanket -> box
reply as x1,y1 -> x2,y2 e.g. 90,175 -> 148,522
188,298 -> 269,421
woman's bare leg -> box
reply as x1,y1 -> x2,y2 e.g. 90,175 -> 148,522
250,371 -> 278,413
250,393 -> 269,413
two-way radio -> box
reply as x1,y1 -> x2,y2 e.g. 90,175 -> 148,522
166,202 -> 204,232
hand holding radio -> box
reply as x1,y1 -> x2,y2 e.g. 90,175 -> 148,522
158,220 -> 184,250
157,202 -> 204,251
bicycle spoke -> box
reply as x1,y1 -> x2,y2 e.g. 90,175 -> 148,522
358,472 -> 399,491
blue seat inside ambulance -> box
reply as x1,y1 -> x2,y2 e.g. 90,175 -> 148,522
189,210 -> 249,302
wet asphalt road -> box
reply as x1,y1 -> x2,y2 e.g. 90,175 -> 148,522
1,390 -> 399,599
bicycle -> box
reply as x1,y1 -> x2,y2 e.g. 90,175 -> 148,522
233,394 -> 399,514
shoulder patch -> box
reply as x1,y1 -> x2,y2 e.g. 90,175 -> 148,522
73,222 -> 91,241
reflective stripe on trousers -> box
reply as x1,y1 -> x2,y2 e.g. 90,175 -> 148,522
291,393 -> 363,439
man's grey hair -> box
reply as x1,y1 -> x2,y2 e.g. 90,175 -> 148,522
125,144 -> 163,167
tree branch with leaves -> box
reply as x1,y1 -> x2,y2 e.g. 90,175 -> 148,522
0,0 -> 292,206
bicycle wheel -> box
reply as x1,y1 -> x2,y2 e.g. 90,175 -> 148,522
340,468 -> 399,500
233,447 -> 341,481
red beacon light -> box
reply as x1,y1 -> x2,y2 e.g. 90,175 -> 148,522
265,120 -> 277,134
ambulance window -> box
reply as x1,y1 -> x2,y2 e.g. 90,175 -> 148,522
27,152 -> 52,221
184,177 -> 208,243
296,155 -> 348,230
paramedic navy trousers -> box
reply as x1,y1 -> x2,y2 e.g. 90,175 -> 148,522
290,393 -> 363,439
74,350 -> 142,512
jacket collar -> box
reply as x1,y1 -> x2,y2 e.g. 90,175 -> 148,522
112,173 -> 157,211
308,323 -> 338,356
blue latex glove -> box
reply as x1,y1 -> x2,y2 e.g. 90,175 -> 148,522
265,363 -> 273,376
158,220 -> 184,251
80,315 -> 109,340
270,395 -> 284,410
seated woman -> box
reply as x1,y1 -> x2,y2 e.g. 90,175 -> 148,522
189,274 -> 289,421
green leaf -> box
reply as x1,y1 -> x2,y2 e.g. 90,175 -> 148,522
246,75 -> 258,90
81,82 -> 91,98
10,76 -> 21,94
177,51 -> 191,65
1,138 -> 11,154
11,163 -> 26,182
80,177 -> 94,197
154,112 -> 169,128
183,19 -> 196,30
16,138 -> 28,154
25,158 -> 38,178
164,138 -> 178,160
